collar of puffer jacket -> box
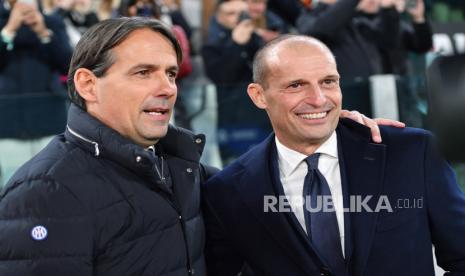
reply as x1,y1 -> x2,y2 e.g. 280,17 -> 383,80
64,104 -> 205,172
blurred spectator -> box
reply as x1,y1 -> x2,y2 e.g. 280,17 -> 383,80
51,0 -> 99,47
267,0 -> 304,28
119,0 -> 192,38
202,0 -> 287,85
202,0 -> 286,164
0,0 -> 72,96
158,0 -> 192,40
98,0 -> 120,20
297,0 -> 400,81
381,0 -> 432,75
381,0 -> 432,127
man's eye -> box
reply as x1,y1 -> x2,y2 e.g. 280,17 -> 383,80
167,71 -> 178,79
324,79 -> 338,84
136,70 -> 150,76
288,82 -> 302,89
322,79 -> 339,87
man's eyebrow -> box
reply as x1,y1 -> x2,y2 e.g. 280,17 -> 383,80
324,74 -> 340,79
286,78 -> 308,84
167,65 -> 179,72
279,78 -> 308,88
129,64 -> 158,72
128,64 -> 179,73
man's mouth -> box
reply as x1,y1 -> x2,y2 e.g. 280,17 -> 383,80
143,108 -> 169,116
297,111 -> 328,120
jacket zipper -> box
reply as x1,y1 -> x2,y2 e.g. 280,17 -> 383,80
66,125 -> 100,156
173,199 -> 194,276
153,166 -> 194,276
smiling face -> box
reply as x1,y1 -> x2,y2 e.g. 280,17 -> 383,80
85,28 -> 178,147
248,39 -> 342,155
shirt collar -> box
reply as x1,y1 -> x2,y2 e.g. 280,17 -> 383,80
275,131 -> 338,177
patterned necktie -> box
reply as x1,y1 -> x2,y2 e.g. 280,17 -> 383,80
303,153 -> 346,276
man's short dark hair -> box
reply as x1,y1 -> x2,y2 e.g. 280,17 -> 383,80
67,17 -> 182,110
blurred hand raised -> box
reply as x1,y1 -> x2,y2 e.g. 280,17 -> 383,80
232,19 -> 255,45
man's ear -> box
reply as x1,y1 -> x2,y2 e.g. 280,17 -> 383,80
247,83 -> 267,110
74,68 -> 98,103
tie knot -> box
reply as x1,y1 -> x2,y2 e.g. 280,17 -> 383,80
305,153 -> 320,170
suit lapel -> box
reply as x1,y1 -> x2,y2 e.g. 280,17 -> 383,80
268,143 -> 312,246
337,119 -> 387,276
234,135 -> 325,275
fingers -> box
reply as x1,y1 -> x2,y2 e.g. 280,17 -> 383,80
368,118 -> 406,143
341,110 -> 364,124
341,110 -> 406,143
351,110 -> 365,124
22,11 -> 39,26
341,110 -> 382,143
373,118 -> 406,128
362,115 -> 382,143
256,29 -> 280,42
232,20 -> 254,44
237,19 -> 253,28
15,4 -> 36,22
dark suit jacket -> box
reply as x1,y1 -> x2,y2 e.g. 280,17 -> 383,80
203,119 -> 465,276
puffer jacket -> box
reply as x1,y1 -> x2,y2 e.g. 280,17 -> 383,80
0,104 -> 208,276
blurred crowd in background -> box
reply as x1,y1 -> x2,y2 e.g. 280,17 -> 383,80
1,0 -> 465,186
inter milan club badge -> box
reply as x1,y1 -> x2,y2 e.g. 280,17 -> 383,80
31,225 -> 48,241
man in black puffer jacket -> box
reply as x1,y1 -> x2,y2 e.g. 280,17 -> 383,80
0,17 -> 213,276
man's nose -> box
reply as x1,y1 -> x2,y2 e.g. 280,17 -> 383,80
305,85 -> 327,106
153,73 -> 177,98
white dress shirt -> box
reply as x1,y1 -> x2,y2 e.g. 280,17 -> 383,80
275,131 -> 345,256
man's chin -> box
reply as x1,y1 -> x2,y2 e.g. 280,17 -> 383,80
302,127 -> 335,144
145,129 -> 169,141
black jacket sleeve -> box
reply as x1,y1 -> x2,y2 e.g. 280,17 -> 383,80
401,20 -> 433,53
0,17 -> 10,69
296,0 -> 360,39
0,177 -> 94,276
357,7 -> 401,50
39,14 -> 73,75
